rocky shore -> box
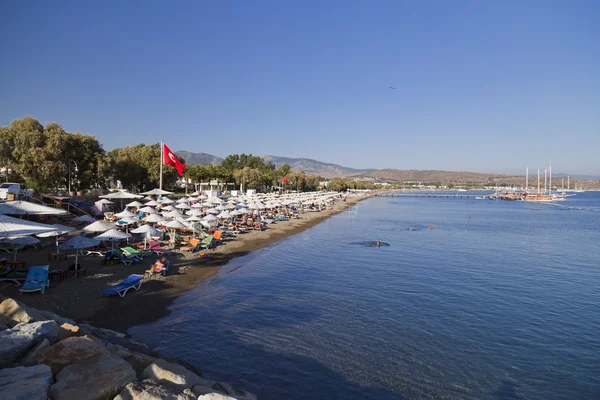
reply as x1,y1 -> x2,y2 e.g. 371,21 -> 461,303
0,296 -> 256,400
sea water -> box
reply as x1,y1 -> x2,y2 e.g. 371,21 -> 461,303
130,192 -> 600,399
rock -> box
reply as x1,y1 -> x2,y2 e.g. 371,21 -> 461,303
0,364 -> 54,400
80,323 -> 125,340
211,382 -> 257,400
197,394 -> 240,400
0,298 -> 37,327
115,379 -> 191,400
106,343 -> 157,377
34,309 -> 76,326
39,335 -> 109,375
101,336 -> 156,356
163,356 -> 204,378
179,388 -> 199,400
50,354 -> 136,400
141,359 -> 205,390
0,320 -> 58,368
19,338 -> 50,366
58,322 -> 83,341
0,324 -> 8,331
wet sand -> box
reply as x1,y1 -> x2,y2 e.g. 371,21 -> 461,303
0,195 -> 370,333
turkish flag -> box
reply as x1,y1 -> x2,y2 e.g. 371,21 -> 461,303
163,143 -> 185,176
282,177 -> 289,184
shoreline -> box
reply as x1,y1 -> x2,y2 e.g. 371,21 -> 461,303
0,194 -> 375,334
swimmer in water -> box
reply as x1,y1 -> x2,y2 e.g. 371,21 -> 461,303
409,228 -> 413,232
429,224 -> 434,229
376,241 -> 381,247
468,215 -> 472,219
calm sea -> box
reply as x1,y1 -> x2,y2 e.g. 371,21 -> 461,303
130,192 -> 600,399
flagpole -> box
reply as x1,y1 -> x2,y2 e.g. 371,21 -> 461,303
159,140 -> 163,193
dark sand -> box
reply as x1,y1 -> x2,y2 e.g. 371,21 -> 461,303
0,195 -> 370,333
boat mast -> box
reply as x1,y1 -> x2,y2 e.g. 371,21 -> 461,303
537,169 -> 540,194
544,169 -> 547,194
549,165 -> 552,195
567,176 -> 570,190
526,167 -> 529,193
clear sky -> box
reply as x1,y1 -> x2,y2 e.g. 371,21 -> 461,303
1,1 -> 598,175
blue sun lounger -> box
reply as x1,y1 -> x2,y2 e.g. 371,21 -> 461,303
19,265 -> 50,294
102,274 -> 144,297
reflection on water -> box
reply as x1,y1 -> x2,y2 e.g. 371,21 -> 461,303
131,192 -> 600,400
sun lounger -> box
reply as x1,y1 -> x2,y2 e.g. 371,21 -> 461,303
19,265 -> 50,294
149,244 -> 171,256
102,274 -> 144,297
121,247 -> 152,258
180,239 -> 200,252
0,265 -> 28,285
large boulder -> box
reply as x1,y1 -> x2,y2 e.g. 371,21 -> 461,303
49,354 -> 136,400
57,322 -> 84,341
101,336 -> 155,356
141,359 -> 205,390
18,338 -> 50,366
39,335 -> 109,375
0,364 -> 54,400
34,309 -> 76,326
106,343 -> 157,377
192,382 -> 257,400
0,298 -> 37,328
79,323 -> 125,340
114,379 -> 196,400
0,320 -> 58,368
197,394 -> 240,400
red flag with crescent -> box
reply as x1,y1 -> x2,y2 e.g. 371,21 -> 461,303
282,177 -> 289,184
163,143 -> 185,176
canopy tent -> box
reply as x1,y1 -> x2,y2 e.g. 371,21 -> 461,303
82,220 -> 115,233
0,200 -> 68,216
0,214 -> 58,237
140,188 -> 174,196
0,235 -> 40,261
59,236 -> 101,268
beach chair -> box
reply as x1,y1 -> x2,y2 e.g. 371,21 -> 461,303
19,265 -> 50,295
102,274 -> 144,297
212,231 -> 223,247
0,265 -> 28,285
145,260 -> 169,279
149,241 -> 171,256
121,247 -> 152,258
198,236 -> 213,250
110,249 -> 141,265
180,239 -> 199,252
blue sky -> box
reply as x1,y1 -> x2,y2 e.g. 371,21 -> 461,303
1,1 -> 598,175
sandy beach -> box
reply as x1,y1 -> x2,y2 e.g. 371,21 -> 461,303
0,195 -> 371,333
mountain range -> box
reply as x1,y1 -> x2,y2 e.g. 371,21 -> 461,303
176,151 -> 600,186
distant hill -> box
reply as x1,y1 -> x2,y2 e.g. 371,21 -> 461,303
356,169 -> 513,185
261,155 -> 376,177
176,151 -> 222,165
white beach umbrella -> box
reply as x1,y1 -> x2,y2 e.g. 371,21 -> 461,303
201,202 -> 212,207
161,205 -> 176,212
176,197 -> 189,203
144,200 -> 159,207
198,194 -> 208,200
144,214 -> 165,224
140,188 -> 174,196
187,209 -> 204,216
72,214 -> 96,223
138,206 -> 157,214
159,197 -> 174,204
100,191 -> 142,200
82,220 -> 115,233
175,203 -> 190,210
36,224 -> 76,253
115,210 -> 136,218
217,211 -> 233,219
141,196 -> 154,202
186,215 -> 203,222
125,201 -> 144,208
237,207 -> 250,214
206,208 -> 219,214
165,210 -> 184,219
191,203 -> 204,209
0,235 -> 40,261
225,203 -> 237,210
131,225 -> 161,248
203,214 -> 218,222
231,209 -> 245,216
164,219 -> 187,230
208,197 -> 223,204
94,228 -> 132,249
59,236 -> 101,267
215,205 -> 226,211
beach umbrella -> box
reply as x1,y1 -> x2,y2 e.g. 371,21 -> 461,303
187,209 -> 204,216
138,206 -> 157,214
225,203 -> 237,210
0,235 -> 40,261
59,236 -> 101,268
201,219 -> 218,228
186,215 -> 203,222
176,197 -> 189,203
73,214 -> 96,223
175,203 -> 190,210
217,211 -> 233,219
161,205 -> 176,212
140,188 -> 174,196
36,224 -> 76,253
115,210 -> 136,218
100,191 -> 142,200
203,214 -> 218,222
94,229 -> 132,249
144,214 -> 165,224
165,210 -> 184,219
141,196 -> 154,202
208,197 -> 223,204
191,203 -> 204,209
0,200 -> 68,216
82,220 -> 115,233
0,214 -> 58,238
198,194 -> 208,200
206,208 -> 219,214
237,207 -> 250,214
144,200 -> 159,207
125,201 -> 144,208
131,224 -> 161,248
159,197 -> 174,204
215,205 -> 226,211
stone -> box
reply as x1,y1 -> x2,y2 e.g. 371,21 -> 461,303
101,336 -> 155,356
50,354 -> 136,400
34,309 -> 76,326
58,322 -> 83,341
19,338 -> 50,366
211,381 -> 257,400
0,324 -> 8,331
0,298 -> 37,327
163,356 -> 204,378
106,343 -> 157,377
197,394 -> 239,400
141,359 -> 205,390
80,323 -> 125,340
39,335 -> 109,375
179,388 -> 199,400
115,379 -> 184,400
0,320 -> 58,368
0,364 -> 54,400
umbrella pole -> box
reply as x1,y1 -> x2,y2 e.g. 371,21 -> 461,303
14,249 -> 17,262
56,236 -> 59,254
